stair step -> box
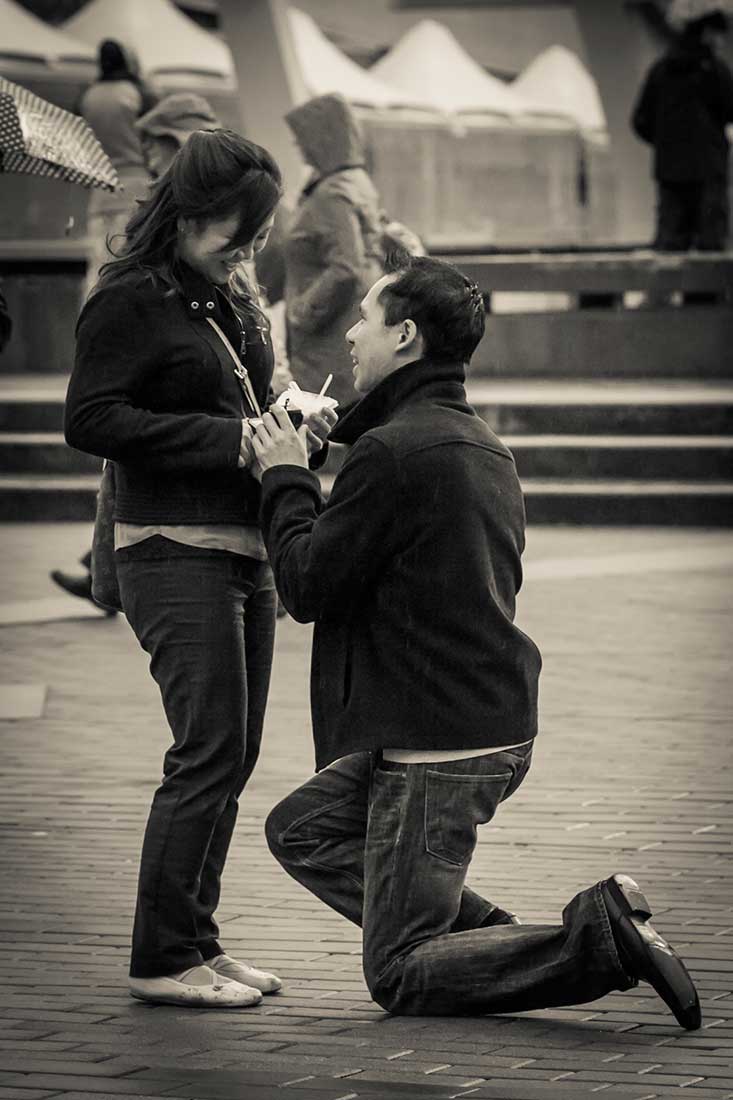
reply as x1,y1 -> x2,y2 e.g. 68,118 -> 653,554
2,377 -> 732,435
6,431 -> 731,480
0,433 -> 102,474
321,435 -> 733,481
0,474 -> 99,521
1,473 -> 731,525
506,435 -> 733,479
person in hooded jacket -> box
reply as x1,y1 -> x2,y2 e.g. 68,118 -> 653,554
632,8 -> 733,250
283,94 -> 384,409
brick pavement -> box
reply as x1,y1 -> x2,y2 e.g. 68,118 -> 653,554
0,523 -> 731,1100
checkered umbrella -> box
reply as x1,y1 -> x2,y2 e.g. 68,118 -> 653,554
667,0 -> 733,29
0,77 -> 119,192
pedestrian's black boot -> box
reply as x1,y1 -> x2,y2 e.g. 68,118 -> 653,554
601,873 -> 701,1031
50,569 -> 117,615
50,569 -> 93,601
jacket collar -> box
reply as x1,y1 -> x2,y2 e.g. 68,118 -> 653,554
176,261 -> 230,324
331,357 -> 468,446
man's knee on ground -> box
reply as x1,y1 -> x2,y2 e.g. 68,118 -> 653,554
364,959 -> 412,1015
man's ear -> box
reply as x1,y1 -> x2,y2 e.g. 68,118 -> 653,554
397,319 -> 419,351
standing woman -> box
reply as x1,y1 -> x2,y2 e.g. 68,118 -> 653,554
65,130 -> 333,1008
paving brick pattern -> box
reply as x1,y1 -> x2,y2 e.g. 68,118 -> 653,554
0,524 -> 731,1100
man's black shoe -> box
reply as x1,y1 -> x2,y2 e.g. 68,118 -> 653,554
601,873 -> 701,1031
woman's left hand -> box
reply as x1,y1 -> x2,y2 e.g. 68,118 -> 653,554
303,406 -> 338,455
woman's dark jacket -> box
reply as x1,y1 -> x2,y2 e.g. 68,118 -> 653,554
632,41 -> 733,182
65,265 -> 274,525
259,357 -> 542,771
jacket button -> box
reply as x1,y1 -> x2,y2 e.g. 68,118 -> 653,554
191,301 -> 199,309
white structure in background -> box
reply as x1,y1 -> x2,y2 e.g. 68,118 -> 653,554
0,0 -> 93,67
371,19 -> 527,122
63,0 -> 235,88
512,45 -> 608,141
1,0 -> 94,74
287,7 -> 430,110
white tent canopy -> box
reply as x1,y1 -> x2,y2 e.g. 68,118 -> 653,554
0,0 -> 94,65
512,45 -> 607,135
63,0 -> 234,81
371,19 -> 527,120
288,8 -> 432,111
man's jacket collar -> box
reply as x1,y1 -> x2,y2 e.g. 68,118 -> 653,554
331,357 -> 467,446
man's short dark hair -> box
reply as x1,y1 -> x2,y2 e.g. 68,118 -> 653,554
379,254 -> 486,363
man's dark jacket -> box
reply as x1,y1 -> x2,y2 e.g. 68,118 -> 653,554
632,41 -> 733,182
260,356 -> 542,771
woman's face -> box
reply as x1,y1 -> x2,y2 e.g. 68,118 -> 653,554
178,211 -> 275,285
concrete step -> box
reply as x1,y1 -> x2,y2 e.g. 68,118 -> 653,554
322,435 -> 733,481
0,433 -> 102,474
2,376 -> 732,435
469,379 -> 733,435
5,429 -> 732,484
2,473 -> 731,525
521,478 -> 733,525
510,435 -> 733,480
0,475 -> 100,521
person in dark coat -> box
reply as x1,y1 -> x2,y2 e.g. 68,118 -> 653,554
632,8 -> 733,250
249,254 -> 701,1029
284,93 -> 384,408
65,129 -> 335,1009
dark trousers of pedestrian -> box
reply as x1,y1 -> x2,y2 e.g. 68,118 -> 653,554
655,178 -> 729,251
117,536 -> 277,979
266,746 -> 636,1015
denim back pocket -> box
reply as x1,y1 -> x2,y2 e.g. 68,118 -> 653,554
424,769 -> 513,866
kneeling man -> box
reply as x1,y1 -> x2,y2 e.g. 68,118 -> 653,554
251,255 -> 700,1028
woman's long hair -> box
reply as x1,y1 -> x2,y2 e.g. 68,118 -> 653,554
95,129 -> 283,316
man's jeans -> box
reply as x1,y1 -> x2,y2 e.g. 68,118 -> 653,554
266,747 -> 634,1015
117,537 -> 277,978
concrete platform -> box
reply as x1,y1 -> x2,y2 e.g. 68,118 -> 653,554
0,523 -> 731,1099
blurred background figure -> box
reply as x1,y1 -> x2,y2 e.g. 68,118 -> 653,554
135,91 -> 219,179
79,39 -> 158,299
632,1 -> 733,252
284,93 -> 384,409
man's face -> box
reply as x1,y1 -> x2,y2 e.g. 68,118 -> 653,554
346,274 -> 405,395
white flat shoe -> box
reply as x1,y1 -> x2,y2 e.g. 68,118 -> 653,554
208,952 -> 282,994
129,964 -> 263,1008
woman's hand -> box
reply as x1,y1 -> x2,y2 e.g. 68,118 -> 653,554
238,419 -> 255,468
303,405 -> 338,455
251,406 -> 309,479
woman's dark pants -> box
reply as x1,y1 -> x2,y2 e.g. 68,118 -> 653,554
117,537 -> 277,979
266,747 -> 635,1016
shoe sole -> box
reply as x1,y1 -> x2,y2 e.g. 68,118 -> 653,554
130,987 -> 262,1008
605,874 -> 701,1031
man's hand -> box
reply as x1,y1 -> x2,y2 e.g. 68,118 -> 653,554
251,405 -> 309,479
303,405 -> 338,455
